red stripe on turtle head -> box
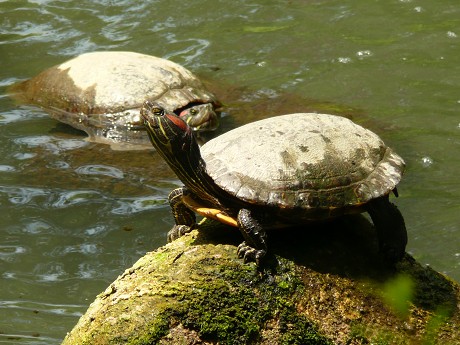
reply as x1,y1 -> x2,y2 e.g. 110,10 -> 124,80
165,113 -> 190,133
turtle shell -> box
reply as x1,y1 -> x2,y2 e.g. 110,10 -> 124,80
13,51 -> 220,147
201,113 -> 404,213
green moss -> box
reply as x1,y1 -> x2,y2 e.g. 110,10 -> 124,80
136,257 -> 330,344
278,311 -> 330,345
348,322 -> 407,345
133,314 -> 171,345
181,282 -> 263,343
422,307 -> 451,345
174,260 -> 266,344
148,250 -> 170,265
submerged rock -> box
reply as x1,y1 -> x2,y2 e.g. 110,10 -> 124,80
62,218 -> 460,344
11,51 -> 220,149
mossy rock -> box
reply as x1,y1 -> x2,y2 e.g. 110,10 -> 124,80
62,217 -> 460,344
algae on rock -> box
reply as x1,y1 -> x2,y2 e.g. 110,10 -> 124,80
62,217 -> 460,344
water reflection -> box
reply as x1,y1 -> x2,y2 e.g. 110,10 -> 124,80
0,245 -> 27,258
0,186 -> 48,205
0,165 -> 15,172
112,195 -> 167,215
75,164 -> 124,179
14,135 -> 89,154
50,190 -> 103,208
0,106 -> 47,124
1,300 -> 83,318
23,220 -> 52,234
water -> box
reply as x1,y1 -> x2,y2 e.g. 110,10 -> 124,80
1,0 -> 459,343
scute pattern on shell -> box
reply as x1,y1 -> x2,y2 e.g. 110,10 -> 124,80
201,113 -> 405,209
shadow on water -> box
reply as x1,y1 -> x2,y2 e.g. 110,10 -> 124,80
195,213 -> 458,316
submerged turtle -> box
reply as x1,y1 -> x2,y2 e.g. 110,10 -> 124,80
142,102 -> 407,265
12,51 -> 220,148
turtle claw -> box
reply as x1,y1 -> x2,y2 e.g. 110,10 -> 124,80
167,225 -> 192,242
237,242 -> 266,266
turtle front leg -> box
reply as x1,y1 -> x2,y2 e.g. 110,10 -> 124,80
366,194 -> 407,264
236,209 -> 268,266
167,187 -> 196,241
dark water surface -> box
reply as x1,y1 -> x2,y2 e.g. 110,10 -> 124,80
1,0 -> 459,343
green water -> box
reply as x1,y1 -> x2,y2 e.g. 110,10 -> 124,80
1,0 -> 459,343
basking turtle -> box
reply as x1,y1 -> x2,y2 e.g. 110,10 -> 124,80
12,51 -> 220,148
142,102 -> 407,265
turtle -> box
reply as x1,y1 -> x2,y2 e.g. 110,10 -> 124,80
11,51 -> 220,148
141,102 -> 407,266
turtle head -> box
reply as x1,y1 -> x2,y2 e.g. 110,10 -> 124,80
142,101 -> 235,208
178,103 -> 219,131
141,101 -> 203,177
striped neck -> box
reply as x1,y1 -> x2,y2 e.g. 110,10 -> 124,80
142,104 -> 229,207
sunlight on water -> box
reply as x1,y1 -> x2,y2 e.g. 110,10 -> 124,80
75,164 -> 124,179
51,190 -> 104,208
0,106 -> 47,124
0,186 -> 48,205
14,136 -> 89,153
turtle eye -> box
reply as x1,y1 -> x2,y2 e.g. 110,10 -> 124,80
151,107 -> 164,116
189,109 -> 197,116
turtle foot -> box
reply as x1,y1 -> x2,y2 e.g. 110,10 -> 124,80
237,242 -> 266,266
167,225 -> 193,242
367,196 -> 407,266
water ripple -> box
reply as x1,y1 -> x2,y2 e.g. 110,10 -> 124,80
75,164 -> 124,179
0,245 -> 27,261
46,160 -> 70,169
14,135 -> 89,154
0,186 -> 48,205
112,195 -> 167,215
84,225 -> 108,236
48,244 -> 99,257
13,152 -> 36,160
163,35 -> 211,64
51,190 -> 104,208
0,77 -> 23,87
0,20 -> 55,44
56,37 -> 102,56
33,262 -> 67,282
0,300 -> 83,317
0,334 -> 57,345
1,10 -> 76,46
77,262 -> 98,279
0,106 -> 47,124
0,165 -> 15,172
24,220 -> 52,234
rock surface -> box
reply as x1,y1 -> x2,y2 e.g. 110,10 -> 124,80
62,218 -> 460,344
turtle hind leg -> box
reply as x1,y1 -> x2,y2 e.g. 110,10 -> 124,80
366,195 -> 408,265
167,187 -> 196,242
236,208 -> 268,266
